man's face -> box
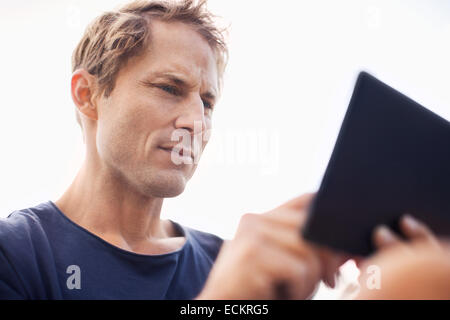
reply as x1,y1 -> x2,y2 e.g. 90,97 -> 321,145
95,20 -> 218,198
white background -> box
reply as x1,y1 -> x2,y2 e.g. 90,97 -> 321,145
0,0 -> 449,299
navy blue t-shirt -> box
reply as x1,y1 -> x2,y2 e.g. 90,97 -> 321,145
0,201 -> 223,299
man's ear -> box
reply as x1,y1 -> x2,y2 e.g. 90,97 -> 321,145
71,69 -> 99,121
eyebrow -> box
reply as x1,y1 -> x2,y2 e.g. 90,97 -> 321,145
151,71 -> 217,102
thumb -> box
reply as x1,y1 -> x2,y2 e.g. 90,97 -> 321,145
275,193 -> 315,211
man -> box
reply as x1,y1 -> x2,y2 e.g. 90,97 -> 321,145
0,0 -> 427,300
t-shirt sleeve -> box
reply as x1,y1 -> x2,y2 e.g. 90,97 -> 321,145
0,248 -> 26,299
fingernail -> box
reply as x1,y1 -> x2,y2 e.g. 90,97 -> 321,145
376,225 -> 395,243
403,214 -> 419,231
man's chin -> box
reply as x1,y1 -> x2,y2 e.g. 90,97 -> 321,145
154,185 -> 186,198
141,171 -> 189,198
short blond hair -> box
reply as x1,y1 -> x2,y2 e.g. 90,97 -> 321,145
72,0 -> 228,125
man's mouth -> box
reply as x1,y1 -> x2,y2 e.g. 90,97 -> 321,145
158,145 -> 194,160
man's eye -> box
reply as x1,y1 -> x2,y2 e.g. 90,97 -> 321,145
203,100 -> 213,110
157,85 -> 179,96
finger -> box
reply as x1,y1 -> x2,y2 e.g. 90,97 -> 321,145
257,218 -> 314,258
274,193 -> 315,211
373,225 -> 402,249
316,249 -> 347,289
264,208 -> 307,229
353,256 -> 364,268
322,256 -> 338,288
260,247 -> 316,300
399,214 -> 437,244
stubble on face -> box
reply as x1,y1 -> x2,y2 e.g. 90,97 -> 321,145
94,19 -> 219,199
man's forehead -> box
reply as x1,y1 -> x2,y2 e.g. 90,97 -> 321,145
149,21 -> 215,63
139,20 -> 219,88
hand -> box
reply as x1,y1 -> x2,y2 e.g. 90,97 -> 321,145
356,215 -> 450,299
196,193 -> 348,300
352,214 -> 441,268
372,214 -> 441,250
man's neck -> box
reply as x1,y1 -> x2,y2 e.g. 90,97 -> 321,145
54,158 -> 185,255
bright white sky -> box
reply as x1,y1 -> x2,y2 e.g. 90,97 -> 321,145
0,0 -> 449,299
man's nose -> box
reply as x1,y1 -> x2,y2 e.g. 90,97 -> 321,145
174,95 -> 207,134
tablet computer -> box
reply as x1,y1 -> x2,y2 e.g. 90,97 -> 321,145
302,71 -> 450,256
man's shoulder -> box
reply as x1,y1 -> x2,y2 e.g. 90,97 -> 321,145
181,224 -> 224,262
0,201 -> 55,246
0,202 -> 58,299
